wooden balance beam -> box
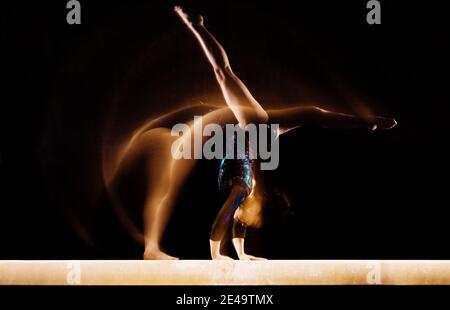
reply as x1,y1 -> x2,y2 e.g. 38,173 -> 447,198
1,260 -> 450,285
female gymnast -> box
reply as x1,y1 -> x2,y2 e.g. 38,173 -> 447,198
106,6 -> 396,260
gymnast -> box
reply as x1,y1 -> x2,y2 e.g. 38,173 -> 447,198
105,6 -> 396,260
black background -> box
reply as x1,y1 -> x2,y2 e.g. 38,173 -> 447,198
1,0 -> 449,260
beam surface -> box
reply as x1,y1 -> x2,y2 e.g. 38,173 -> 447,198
1,260 -> 450,285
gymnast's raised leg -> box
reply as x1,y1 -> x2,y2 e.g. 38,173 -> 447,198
174,6 -> 268,127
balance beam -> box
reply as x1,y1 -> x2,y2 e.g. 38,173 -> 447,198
1,260 -> 450,285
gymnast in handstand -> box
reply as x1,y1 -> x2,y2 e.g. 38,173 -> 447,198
173,6 -> 396,260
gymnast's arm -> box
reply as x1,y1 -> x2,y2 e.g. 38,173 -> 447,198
267,106 -> 397,134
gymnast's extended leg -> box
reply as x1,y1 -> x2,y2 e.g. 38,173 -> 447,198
268,106 -> 397,135
174,6 -> 268,127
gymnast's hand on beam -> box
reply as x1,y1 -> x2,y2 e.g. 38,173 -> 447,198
238,254 -> 267,261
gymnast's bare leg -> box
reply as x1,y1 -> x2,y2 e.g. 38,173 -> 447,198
267,106 -> 397,134
174,6 -> 268,127
143,155 -> 195,260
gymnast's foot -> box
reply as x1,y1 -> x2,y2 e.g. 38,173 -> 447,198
370,117 -> 397,130
174,5 -> 204,28
143,246 -> 179,260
